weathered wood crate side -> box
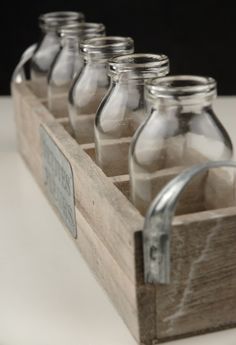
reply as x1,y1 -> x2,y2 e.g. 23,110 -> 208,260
12,82 -> 54,186
43,121 -> 158,344
12,81 -> 236,344
11,82 -> 157,345
156,207 -> 236,342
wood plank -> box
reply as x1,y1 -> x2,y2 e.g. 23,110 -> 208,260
110,174 -> 130,199
205,167 -> 236,210
57,117 -> 75,137
47,91 -> 70,118
74,208 -> 141,343
155,207 -> 236,341
12,83 -> 54,184
80,143 -> 96,162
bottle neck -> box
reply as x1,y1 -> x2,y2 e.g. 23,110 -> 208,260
61,35 -> 80,48
85,58 -> 109,68
83,60 -> 109,83
40,28 -> 59,39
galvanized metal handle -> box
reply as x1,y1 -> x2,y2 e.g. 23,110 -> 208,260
143,160 -> 236,285
11,44 -> 36,84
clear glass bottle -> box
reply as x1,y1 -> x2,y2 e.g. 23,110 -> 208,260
30,11 -> 85,98
95,54 -> 169,176
129,75 -> 233,215
48,22 -> 106,117
68,36 -> 134,144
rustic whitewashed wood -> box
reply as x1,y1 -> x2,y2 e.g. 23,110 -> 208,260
12,82 -> 157,345
12,83 -> 53,184
156,207 -> 236,341
73,209 -> 157,345
47,91 -> 70,119
205,167 -> 236,210
80,142 -> 96,161
111,174 -> 131,199
12,80 -> 236,345
58,117 -> 75,137
74,208 -> 140,339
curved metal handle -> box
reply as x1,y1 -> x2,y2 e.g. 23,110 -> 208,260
143,160 -> 236,285
11,44 -> 36,84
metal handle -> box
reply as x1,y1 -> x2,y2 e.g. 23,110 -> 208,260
143,160 -> 236,285
11,44 -> 36,84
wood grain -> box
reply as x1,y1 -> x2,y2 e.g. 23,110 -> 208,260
155,207 -> 236,341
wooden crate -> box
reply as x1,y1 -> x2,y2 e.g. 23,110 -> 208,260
12,81 -> 236,344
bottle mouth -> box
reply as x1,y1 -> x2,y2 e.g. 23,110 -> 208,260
80,36 -> 134,60
60,22 -> 106,38
146,75 -> 217,100
108,53 -> 169,79
39,11 -> 85,31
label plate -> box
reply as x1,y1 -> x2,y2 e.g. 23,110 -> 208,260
40,127 -> 77,238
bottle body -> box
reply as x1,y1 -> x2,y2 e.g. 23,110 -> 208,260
30,11 -> 84,98
48,22 -> 106,117
129,76 -> 233,215
95,80 -> 147,176
94,54 -> 170,176
68,36 -> 134,144
48,37 -> 83,117
31,31 -> 61,98
69,61 -> 110,143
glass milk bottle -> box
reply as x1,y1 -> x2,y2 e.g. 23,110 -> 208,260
95,54 -> 169,176
30,11 -> 85,98
68,36 -> 134,144
48,22 -> 106,118
129,75 -> 233,215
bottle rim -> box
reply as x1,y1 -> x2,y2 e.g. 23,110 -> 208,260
146,75 -> 217,99
60,22 -> 106,37
80,36 -> 134,59
108,53 -> 169,78
39,11 -> 85,31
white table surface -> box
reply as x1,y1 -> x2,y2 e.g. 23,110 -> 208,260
1,96 -> 236,345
